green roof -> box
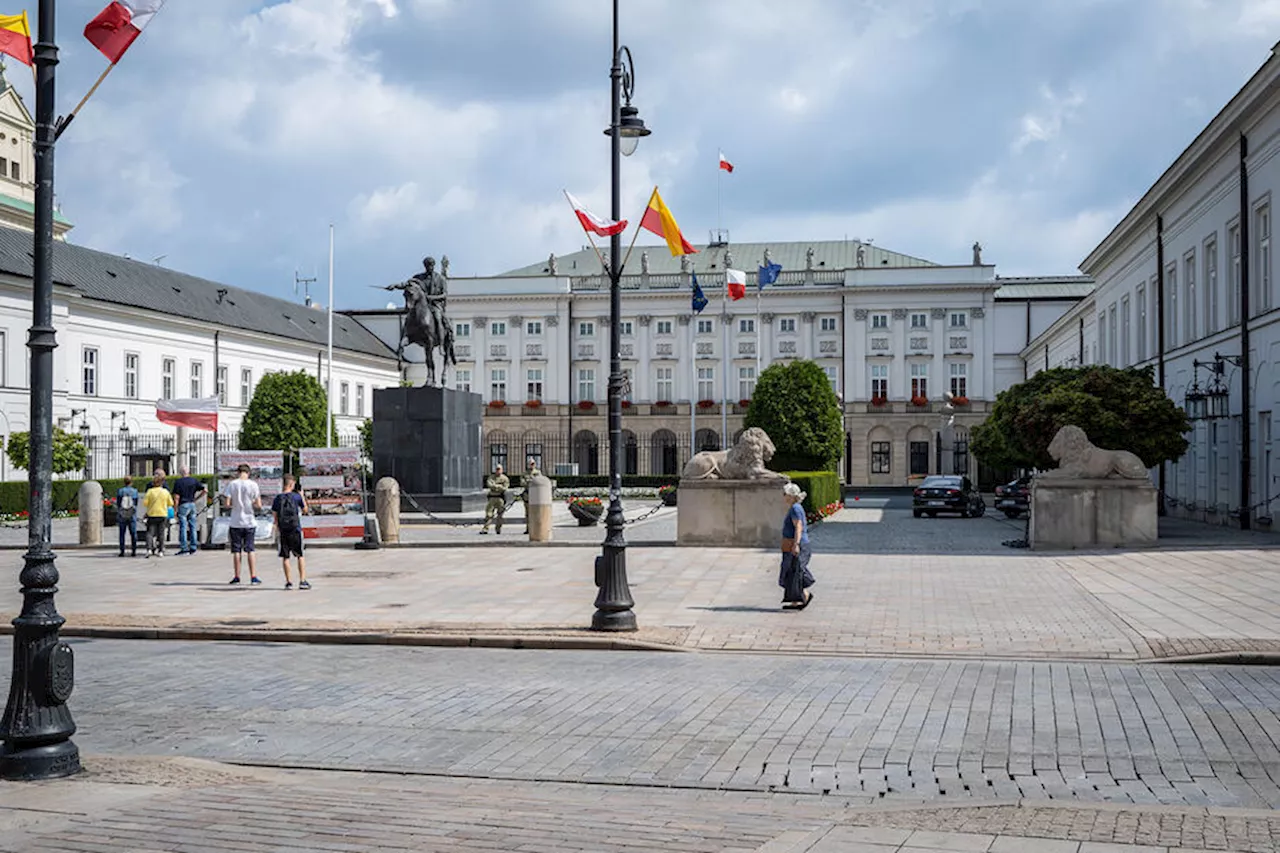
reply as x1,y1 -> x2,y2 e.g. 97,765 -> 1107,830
0,190 -> 72,225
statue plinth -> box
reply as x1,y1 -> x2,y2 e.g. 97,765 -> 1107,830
1029,478 -> 1157,550
372,386 -> 486,512
677,477 -> 789,548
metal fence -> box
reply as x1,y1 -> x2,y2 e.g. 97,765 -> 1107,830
76,431 -> 365,481
482,428 -> 726,478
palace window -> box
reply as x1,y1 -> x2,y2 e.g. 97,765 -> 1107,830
910,312 -> 928,329
340,381 -> 349,415
578,321 -> 595,337
1185,251 -> 1197,342
525,320 -> 542,336
949,311 -> 967,329
455,369 -> 472,393
697,367 -> 715,400
240,368 -> 252,407
455,322 -> 471,338
871,441 -> 891,474
162,358 -> 175,400
356,384 -> 365,417
820,317 -> 838,332
738,318 -> 754,333
489,321 -> 506,337
526,368 -> 543,401
910,363 -> 928,399
778,318 -> 796,333
656,320 -> 673,335
620,321 -> 633,336
1256,202 -> 1272,314
871,313 -> 888,329
1205,237 -> 1219,334
1136,284 -> 1147,360
82,347 -> 98,396
489,368 -> 506,401
948,362 -> 967,398
870,364 -> 888,399
190,361 -> 203,398
577,368 -> 595,401
217,364 -> 228,406
697,318 -> 714,335
654,366 -> 673,400
124,352 -> 139,399
1229,223 -> 1241,325
738,366 -> 756,399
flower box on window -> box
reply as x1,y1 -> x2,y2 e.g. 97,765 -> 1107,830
621,400 -> 632,409
487,400 -> 506,409
737,398 -> 751,408
577,400 -> 596,412
950,395 -> 970,407
697,399 -> 716,410
870,395 -> 888,407
910,395 -> 929,408
522,399 -> 544,416
651,400 -> 676,415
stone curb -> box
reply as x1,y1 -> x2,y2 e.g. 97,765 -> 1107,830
1147,650 -> 1280,665
0,623 -> 687,653
0,539 -> 686,551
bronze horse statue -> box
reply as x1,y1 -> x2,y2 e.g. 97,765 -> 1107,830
385,257 -> 457,387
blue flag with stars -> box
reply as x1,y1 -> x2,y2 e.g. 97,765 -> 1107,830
758,261 -> 782,290
691,271 -> 708,314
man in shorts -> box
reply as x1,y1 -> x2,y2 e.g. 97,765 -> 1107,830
221,463 -> 262,585
272,474 -> 310,590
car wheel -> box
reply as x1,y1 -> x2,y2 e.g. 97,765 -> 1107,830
926,511 -> 937,518
960,506 -> 970,518
913,510 -> 922,518
1003,510 -> 1020,519
975,501 -> 986,517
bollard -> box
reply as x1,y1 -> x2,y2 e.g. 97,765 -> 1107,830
526,473 -> 553,542
376,477 -> 400,544
78,480 -> 103,546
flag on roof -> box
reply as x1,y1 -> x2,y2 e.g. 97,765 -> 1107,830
758,261 -> 782,290
84,0 -> 165,64
0,12 -> 31,66
691,271 -> 708,314
726,268 -> 746,301
155,396 -> 218,432
639,187 -> 698,256
718,151 -> 734,173
564,190 -> 627,237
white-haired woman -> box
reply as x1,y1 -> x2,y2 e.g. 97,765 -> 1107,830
779,482 -> 814,609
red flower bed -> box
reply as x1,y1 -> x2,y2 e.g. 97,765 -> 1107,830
696,399 -> 716,409
577,400 -> 595,411
487,400 -> 506,409
654,400 -> 673,407
951,395 -> 970,405
805,500 -> 844,524
870,395 -> 888,406
910,395 -> 928,407
737,398 -> 751,407
621,400 -> 632,409
524,399 -> 542,408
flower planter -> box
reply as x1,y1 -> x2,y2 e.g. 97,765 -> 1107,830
659,490 -> 677,507
103,506 -> 117,527
568,502 -> 603,526
650,405 -> 677,416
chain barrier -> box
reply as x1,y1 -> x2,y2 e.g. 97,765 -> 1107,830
400,490 -> 671,530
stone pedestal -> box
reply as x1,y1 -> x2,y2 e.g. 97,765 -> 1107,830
375,477 -> 400,544
677,478 -> 787,548
78,481 -> 102,545
372,386 -> 486,512
1029,477 -> 1158,550
525,473 -> 553,542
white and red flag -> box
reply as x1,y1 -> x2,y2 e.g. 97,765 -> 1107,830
726,268 -> 747,301
564,190 -> 627,237
84,0 -> 165,64
155,396 -> 218,432
718,151 -> 734,173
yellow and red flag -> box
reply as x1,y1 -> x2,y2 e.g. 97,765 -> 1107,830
0,12 -> 32,66
639,187 -> 698,256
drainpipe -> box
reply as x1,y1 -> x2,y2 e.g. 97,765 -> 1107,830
566,295 -> 574,467
1077,317 -> 1084,364
1024,300 -> 1031,380
842,288 -> 849,484
1156,214 -> 1167,515
1239,132 -> 1253,530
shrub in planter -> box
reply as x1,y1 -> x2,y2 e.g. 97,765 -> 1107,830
567,495 -> 603,525
780,470 -> 842,520
658,483 -> 677,506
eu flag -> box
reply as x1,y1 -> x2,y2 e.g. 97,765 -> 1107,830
691,271 -> 708,314
758,262 -> 782,290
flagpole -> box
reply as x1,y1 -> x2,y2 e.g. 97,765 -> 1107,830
619,186 -> 657,273
756,284 -> 762,376
561,190 -> 610,272
688,288 -> 695,461
53,62 -> 115,141
721,277 -> 728,448
326,223 -> 334,449
716,150 -> 722,237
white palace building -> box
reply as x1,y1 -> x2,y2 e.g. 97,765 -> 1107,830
1024,41 -> 1280,529
352,243 -> 1091,487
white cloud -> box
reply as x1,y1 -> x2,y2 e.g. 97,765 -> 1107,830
1012,85 -> 1086,154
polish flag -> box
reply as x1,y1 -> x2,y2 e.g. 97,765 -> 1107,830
726,268 -> 747,301
718,151 -> 734,173
565,190 -> 627,237
84,0 -> 165,64
155,396 -> 218,432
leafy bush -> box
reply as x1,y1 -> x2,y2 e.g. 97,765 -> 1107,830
4,427 -> 88,475
971,364 -> 1189,471
358,418 -> 373,459
744,360 -> 843,471
0,475 -> 216,514
781,470 -> 842,518
239,370 -> 333,465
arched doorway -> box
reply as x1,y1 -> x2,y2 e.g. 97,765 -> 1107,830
622,429 -> 638,476
695,428 -> 719,452
650,429 -> 678,476
573,430 -> 599,475
906,425 -> 931,477
867,425 -> 893,481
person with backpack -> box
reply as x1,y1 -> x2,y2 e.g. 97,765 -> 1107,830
272,473 -> 310,590
116,475 -> 139,557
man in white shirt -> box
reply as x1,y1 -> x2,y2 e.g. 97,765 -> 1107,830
221,463 -> 263,586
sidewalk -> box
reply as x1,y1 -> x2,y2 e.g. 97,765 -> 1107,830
3,505 -> 1279,660
1,757 -> 1272,852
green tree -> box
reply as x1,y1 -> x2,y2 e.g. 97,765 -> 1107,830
239,370 -> 333,461
743,359 -> 843,471
358,418 -> 373,459
4,427 -> 88,474
970,364 -> 1189,471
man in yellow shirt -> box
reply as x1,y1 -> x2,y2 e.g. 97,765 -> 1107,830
142,470 -> 174,558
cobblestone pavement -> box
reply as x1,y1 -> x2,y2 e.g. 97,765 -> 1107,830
4,761 -> 1274,852
7,512 -> 1280,658
16,638 -> 1280,815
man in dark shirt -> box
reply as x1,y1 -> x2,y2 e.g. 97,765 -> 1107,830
271,474 -> 310,590
172,466 -> 207,556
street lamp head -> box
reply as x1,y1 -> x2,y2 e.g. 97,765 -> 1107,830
605,104 -> 651,157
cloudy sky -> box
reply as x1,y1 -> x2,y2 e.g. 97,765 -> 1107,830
16,0 -> 1280,306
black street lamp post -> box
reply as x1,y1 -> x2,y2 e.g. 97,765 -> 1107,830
592,0 -> 648,632
0,0 -> 80,780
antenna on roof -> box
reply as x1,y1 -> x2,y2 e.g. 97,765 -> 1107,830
295,270 -> 317,307
152,255 -> 166,266
707,228 -> 729,248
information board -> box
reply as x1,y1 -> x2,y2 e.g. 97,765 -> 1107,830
215,450 -> 285,499
298,447 -> 365,539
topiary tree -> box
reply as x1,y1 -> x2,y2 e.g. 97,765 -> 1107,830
4,426 -> 88,474
239,370 -> 333,463
743,359 -> 843,471
358,418 -> 373,459
970,364 -> 1189,472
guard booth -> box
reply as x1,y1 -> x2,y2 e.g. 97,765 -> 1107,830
125,447 -> 173,479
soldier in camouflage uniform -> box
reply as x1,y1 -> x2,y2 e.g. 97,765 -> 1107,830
480,464 -> 509,534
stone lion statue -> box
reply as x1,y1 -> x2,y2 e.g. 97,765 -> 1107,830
682,427 -> 787,481
1040,425 -> 1150,480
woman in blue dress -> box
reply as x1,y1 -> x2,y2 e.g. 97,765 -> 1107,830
779,482 -> 814,609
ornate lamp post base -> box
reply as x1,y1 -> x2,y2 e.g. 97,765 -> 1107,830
592,534 -> 636,632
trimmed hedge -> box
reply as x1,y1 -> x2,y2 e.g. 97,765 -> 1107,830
504,474 -> 679,490
780,470 -> 841,517
0,475 -> 217,514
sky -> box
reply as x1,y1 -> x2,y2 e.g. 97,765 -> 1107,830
13,0 -> 1280,308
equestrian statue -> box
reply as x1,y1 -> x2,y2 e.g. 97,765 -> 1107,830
384,256 -> 457,387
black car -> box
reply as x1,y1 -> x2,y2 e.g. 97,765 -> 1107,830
912,475 -> 986,518
993,476 -> 1031,518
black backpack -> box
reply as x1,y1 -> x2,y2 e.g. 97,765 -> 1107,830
278,493 -> 301,531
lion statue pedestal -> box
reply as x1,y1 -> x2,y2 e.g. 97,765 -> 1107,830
1029,425 -> 1157,550
677,427 -> 789,548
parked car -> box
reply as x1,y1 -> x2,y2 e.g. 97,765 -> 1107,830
912,475 -> 986,518
993,476 -> 1031,518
